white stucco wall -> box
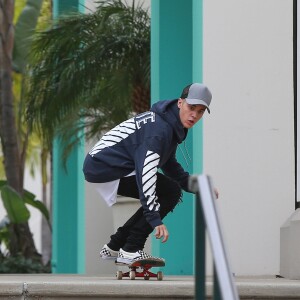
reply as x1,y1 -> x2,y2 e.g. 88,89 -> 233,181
84,137 -> 115,275
203,0 -> 294,275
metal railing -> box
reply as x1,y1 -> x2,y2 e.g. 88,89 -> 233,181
189,175 -> 239,300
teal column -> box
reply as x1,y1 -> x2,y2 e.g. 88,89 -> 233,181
151,0 -> 203,275
53,0 -> 85,16
52,0 -> 85,274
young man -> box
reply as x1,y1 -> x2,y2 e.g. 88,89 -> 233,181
83,83 -> 212,264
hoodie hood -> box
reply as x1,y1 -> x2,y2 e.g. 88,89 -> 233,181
151,99 -> 187,143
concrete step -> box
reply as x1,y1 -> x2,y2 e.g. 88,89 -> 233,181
0,275 -> 299,299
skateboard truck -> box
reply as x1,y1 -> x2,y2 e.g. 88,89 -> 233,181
116,258 -> 165,280
116,265 -> 163,280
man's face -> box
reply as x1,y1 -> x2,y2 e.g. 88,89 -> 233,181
178,98 -> 207,128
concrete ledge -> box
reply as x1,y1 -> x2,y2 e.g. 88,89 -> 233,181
0,275 -> 194,300
0,275 -> 300,299
236,277 -> 300,299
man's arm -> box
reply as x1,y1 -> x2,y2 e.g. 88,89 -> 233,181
161,150 -> 190,192
134,143 -> 163,228
162,152 -> 220,199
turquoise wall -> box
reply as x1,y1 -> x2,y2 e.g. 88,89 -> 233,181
151,0 -> 203,275
52,0 -> 85,274
53,0 -> 85,16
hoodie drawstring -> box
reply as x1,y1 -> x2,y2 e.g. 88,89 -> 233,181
179,141 -> 192,168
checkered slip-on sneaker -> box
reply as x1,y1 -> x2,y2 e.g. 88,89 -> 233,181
99,244 -> 119,260
116,248 -> 165,264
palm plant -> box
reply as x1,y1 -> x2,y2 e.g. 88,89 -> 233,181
26,0 -> 150,153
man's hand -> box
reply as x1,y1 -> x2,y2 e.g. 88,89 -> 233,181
154,224 -> 169,243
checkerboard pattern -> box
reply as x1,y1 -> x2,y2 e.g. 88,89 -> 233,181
99,244 -> 119,260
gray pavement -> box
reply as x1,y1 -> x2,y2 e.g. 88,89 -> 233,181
0,274 -> 299,299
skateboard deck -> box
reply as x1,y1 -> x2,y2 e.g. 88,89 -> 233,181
115,258 -> 165,280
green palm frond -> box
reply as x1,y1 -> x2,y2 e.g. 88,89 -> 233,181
26,0 -> 150,147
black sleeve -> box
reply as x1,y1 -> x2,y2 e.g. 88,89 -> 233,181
134,138 -> 164,228
161,149 -> 190,192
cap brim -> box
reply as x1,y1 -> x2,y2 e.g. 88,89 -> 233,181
185,99 -> 210,113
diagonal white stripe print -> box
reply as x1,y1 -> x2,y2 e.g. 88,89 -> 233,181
142,151 -> 160,212
89,118 -> 136,156
143,171 -> 157,191
143,159 -> 160,176
144,152 -> 160,166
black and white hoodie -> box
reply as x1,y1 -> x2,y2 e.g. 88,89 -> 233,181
83,99 -> 190,228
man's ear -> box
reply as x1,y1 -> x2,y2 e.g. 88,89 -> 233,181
178,98 -> 184,108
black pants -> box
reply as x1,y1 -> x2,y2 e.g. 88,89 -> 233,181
107,173 -> 182,252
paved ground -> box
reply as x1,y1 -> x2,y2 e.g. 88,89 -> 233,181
0,274 -> 300,299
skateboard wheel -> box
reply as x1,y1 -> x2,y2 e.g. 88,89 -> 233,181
116,271 -> 123,280
157,271 -> 163,281
129,270 -> 136,280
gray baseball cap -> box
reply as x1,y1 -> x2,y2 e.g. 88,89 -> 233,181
180,83 -> 212,113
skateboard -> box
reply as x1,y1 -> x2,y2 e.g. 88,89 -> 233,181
115,258 -> 165,280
